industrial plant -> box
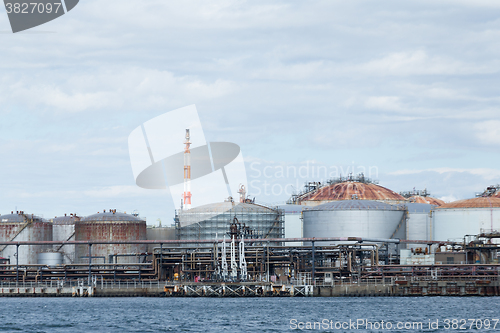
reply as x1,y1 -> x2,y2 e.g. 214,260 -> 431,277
0,130 -> 499,297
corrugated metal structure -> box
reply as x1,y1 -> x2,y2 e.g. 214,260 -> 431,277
302,200 -> 407,244
290,174 -> 405,207
175,201 -> 284,244
75,211 -> 147,264
0,212 -> 52,264
432,197 -> 500,243
50,214 -> 80,264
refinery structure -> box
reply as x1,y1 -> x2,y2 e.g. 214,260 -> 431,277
0,130 -> 499,297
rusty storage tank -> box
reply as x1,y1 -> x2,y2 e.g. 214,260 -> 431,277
292,174 -> 405,207
75,210 -> 147,264
407,196 -> 444,206
302,200 -> 407,244
432,197 -> 500,243
0,211 -> 52,264
50,214 -> 80,264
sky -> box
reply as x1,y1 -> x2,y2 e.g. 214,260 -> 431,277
1,0 -> 500,226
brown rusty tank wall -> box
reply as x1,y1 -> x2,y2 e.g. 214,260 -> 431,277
0,212 -> 53,265
74,212 -> 147,264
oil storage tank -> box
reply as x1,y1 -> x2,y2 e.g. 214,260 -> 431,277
302,200 -> 407,243
277,204 -> 306,245
0,211 -> 52,264
432,197 -> 500,243
404,203 -> 435,249
292,174 -> 405,207
50,214 -> 80,264
75,210 -> 147,264
175,201 -> 283,243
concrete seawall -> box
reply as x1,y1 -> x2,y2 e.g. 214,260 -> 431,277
0,279 -> 498,297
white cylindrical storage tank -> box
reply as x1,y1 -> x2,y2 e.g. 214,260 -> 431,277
405,203 -> 435,249
277,204 -> 305,246
0,212 -> 52,265
51,214 -> 80,264
432,197 -> 500,243
38,252 -> 64,266
302,200 -> 406,244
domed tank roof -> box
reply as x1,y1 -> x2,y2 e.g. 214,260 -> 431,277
408,195 -> 445,206
181,202 -> 277,214
80,211 -> 144,222
437,197 -> 500,209
0,212 -> 45,223
51,214 -> 81,225
305,200 -> 402,211
299,181 -> 405,202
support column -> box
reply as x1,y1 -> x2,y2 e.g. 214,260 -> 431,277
16,244 -> 19,285
88,243 -> 92,286
312,241 -> 315,286
159,243 -> 163,281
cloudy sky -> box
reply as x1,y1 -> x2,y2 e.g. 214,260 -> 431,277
1,0 -> 499,225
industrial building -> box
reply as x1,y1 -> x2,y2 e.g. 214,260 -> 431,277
74,210 -> 147,264
0,211 -> 52,265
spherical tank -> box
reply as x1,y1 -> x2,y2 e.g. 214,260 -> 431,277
75,211 -> 147,264
51,214 -> 80,264
302,200 -> 406,243
176,202 -> 283,242
0,211 -> 52,264
298,181 -> 405,207
432,197 -> 500,243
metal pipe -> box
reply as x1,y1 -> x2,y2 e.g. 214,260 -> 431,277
0,236 -> 403,246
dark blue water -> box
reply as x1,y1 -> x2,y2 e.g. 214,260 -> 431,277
0,297 -> 498,332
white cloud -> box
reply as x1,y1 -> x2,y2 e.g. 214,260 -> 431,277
474,120 -> 500,146
389,168 -> 500,181
358,50 -> 494,76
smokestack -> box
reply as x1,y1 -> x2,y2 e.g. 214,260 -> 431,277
183,129 -> 192,210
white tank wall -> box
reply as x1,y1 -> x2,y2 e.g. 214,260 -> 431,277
53,224 -> 75,264
0,223 -> 52,265
432,208 -> 500,242
284,214 -> 302,245
406,212 -> 431,249
303,210 -> 405,243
